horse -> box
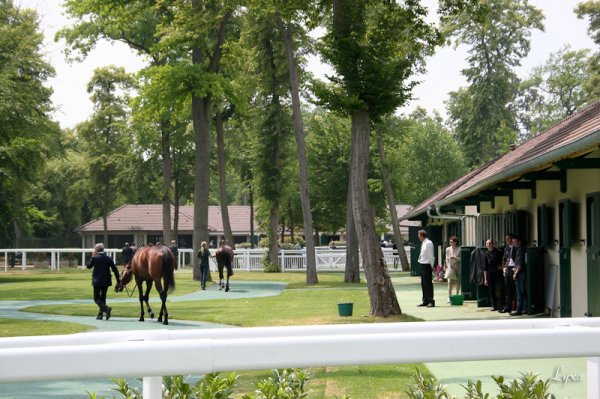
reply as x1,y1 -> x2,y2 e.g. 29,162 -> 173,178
116,244 -> 176,325
215,245 -> 234,292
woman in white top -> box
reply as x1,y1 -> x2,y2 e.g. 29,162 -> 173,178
444,236 -> 461,301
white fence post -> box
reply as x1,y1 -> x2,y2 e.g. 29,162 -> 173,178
143,376 -> 162,399
589,357 -> 600,399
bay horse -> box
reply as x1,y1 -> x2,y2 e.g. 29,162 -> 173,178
215,244 -> 234,292
117,244 -> 176,325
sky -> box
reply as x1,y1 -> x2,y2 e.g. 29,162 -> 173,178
17,0 -> 597,129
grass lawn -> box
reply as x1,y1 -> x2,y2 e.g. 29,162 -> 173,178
0,268 -> 430,398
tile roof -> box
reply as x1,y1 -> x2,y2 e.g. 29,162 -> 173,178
76,205 -> 256,233
403,100 -> 600,220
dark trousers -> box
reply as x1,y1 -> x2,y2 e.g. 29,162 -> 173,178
200,264 -> 209,288
515,272 -> 526,314
420,263 -> 434,304
503,268 -> 515,311
488,270 -> 505,309
93,285 -> 109,313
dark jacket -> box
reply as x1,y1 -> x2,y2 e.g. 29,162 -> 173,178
514,244 -> 526,273
169,244 -> 179,258
122,246 -> 134,264
484,248 -> 503,273
87,252 -> 120,287
470,247 -> 487,285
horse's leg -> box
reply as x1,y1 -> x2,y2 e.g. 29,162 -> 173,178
155,280 -> 167,324
144,281 -> 154,319
225,276 -> 230,292
136,280 -> 145,322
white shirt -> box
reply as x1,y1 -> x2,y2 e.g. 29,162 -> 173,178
418,237 -> 435,266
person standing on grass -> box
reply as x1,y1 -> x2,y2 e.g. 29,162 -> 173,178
417,230 -> 436,307
122,242 -> 134,267
198,241 -> 211,290
87,243 -> 120,320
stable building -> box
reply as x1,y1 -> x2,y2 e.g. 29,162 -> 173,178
76,204 -> 260,249
401,100 -> 600,318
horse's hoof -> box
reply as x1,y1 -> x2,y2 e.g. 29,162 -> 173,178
163,320 -> 168,325
139,318 -> 144,322
150,312 -> 155,319
225,287 -> 230,292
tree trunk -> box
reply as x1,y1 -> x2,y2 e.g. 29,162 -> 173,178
276,15 -> 318,285
249,185 -> 255,248
191,57 -> 211,280
268,139 -> 282,268
376,132 -> 409,271
160,118 -> 173,245
215,112 -> 234,248
344,182 -> 360,283
350,110 -> 401,316
102,179 -> 109,245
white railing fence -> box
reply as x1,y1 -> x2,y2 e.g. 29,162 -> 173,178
1,247 -> 410,272
1,318 -> 600,399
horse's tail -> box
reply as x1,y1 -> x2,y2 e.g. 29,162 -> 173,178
162,247 -> 176,294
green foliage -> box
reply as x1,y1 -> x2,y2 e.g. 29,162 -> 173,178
491,374 -> 556,399
384,112 -> 466,206
405,370 -> 557,399
404,369 -> 450,399
315,1 -> 440,119
88,373 -> 238,399
514,45 -> 592,139
444,0 -> 544,168
576,1 -> 600,102
243,369 -> 310,399
0,0 -> 59,245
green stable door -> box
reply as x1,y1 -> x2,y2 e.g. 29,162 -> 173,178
587,192 -> 600,317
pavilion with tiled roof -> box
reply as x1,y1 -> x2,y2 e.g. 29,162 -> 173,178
75,205 -> 260,249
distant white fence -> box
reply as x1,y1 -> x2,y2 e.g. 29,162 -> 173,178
1,318 -> 599,399
1,247 -> 410,272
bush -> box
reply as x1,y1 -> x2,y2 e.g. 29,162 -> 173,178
404,370 -> 557,399
243,369 -> 310,399
236,242 -> 253,249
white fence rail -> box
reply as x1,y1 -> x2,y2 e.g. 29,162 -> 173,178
1,318 -> 600,399
1,247 -> 410,272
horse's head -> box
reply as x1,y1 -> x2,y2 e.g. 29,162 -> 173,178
116,264 -> 133,292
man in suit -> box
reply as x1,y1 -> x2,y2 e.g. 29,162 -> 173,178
87,243 -> 120,320
511,235 -> 527,316
500,233 -> 515,313
122,242 -> 134,267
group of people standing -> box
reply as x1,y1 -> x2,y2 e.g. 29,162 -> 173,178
417,230 -> 527,316
484,233 -> 527,316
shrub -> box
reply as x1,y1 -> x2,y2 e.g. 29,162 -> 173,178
243,369 -> 310,399
404,370 -> 557,399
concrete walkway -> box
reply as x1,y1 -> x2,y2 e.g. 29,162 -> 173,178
0,275 -> 587,398
391,275 -> 586,399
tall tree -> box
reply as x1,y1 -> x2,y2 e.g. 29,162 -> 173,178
273,1 -> 320,284
245,10 -> 294,269
444,0 -> 544,168
515,45 -> 591,139
375,125 -> 409,272
315,0 -> 440,316
78,66 -> 135,244
58,0 -> 180,246
0,1 -> 59,246
576,0 -> 600,102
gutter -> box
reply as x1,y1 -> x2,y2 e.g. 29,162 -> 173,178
426,206 -> 477,222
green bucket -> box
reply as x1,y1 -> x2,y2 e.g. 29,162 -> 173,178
450,294 -> 464,306
337,302 -> 353,316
